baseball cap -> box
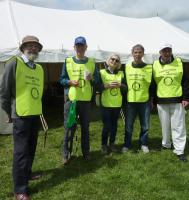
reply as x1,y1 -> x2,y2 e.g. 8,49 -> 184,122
74,36 -> 87,45
159,43 -> 172,51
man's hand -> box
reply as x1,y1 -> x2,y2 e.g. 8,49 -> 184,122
85,73 -> 92,81
182,100 -> 189,108
6,114 -> 12,123
69,80 -> 79,87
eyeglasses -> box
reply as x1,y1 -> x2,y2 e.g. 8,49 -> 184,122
24,43 -> 40,50
110,57 -> 120,63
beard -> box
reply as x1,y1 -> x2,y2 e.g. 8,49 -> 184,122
25,52 -> 38,61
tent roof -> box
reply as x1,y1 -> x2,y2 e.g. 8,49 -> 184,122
1,0 -> 189,63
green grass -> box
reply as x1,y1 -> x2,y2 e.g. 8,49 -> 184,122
0,107 -> 189,200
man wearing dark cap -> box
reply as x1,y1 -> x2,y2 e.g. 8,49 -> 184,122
153,43 -> 189,162
60,36 -> 99,164
0,35 -> 44,200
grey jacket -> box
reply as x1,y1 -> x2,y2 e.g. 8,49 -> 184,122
0,56 -> 38,118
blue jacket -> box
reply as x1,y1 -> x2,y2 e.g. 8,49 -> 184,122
59,56 -> 100,98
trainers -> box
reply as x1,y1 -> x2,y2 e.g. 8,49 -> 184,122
141,145 -> 149,154
122,146 -> 129,153
109,144 -> 117,153
101,145 -> 109,155
178,154 -> 188,162
15,193 -> 30,200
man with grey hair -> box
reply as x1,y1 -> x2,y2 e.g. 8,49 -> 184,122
153,43 -> 189,162
0,35 -> 44,200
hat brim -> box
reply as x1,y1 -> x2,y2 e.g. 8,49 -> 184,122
74,42 -> 86,45
20,41 -> 43,52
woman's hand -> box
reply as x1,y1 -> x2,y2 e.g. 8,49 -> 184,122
104,81 -> 121,89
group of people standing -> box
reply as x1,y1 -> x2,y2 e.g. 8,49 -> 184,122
0,35 -> 189,200
60,36 -> 189,165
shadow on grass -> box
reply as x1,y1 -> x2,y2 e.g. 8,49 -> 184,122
30,150 -> 118,195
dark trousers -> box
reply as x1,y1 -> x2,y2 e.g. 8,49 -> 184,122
101,107 -> 121,146
12,117 -> 39,194
124,102 -> 150,148
63,101 -> 90,158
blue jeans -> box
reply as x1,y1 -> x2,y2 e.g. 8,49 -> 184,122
124,102 -> 150,148
101,107 -> 121,146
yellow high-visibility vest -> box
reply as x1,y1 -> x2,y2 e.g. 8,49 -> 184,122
125,63 -> 152,102
66,57 -> 95,101
153,58 -> 183,98
16,57 -> 44,116
100,69 -> 124,107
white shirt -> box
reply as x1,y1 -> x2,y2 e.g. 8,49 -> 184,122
21,54 -> 35,68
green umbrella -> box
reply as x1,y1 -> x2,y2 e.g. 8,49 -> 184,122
66,100 -> 77,128
66,86 -> 77,128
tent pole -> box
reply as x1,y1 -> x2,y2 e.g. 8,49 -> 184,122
7,0 -> 20,46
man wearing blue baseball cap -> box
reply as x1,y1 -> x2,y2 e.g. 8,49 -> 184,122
74,36 -> 87,45
60,36 -> 99,164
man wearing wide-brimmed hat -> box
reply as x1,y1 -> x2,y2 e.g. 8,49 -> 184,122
0,35 -> 44,200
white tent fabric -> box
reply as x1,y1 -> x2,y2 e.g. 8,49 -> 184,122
1,0 -> 189,63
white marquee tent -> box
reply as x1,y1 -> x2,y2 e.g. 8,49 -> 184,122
1,0 -> 189,134
1,0 -> 189,63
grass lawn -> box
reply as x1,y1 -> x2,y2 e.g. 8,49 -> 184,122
0,106 -> 189,200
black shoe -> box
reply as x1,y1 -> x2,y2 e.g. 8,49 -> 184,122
161,146 -> 171,151
101,145 -> 109,155
109,144 -> 118,153
29,173 -> 42,181
177,154 -> 188,162
83,154 -> 91,161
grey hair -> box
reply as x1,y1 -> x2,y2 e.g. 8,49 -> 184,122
131,44 -> 145,53
106,53 -> 121,69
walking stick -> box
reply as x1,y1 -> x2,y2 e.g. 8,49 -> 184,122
40,114 -> 48,148
74,115 -> 80,157
120,108 -> 125,125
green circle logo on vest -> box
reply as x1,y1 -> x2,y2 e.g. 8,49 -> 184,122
132,81 -> 141,91
110,88 -> 118,96
78,78 -> 86,88
31,87 -> 39,99
163,77 -> 173,86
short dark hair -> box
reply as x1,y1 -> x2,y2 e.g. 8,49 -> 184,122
132,44 -> 145,53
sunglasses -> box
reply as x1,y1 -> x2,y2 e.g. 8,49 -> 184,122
110,57 -> 120,63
